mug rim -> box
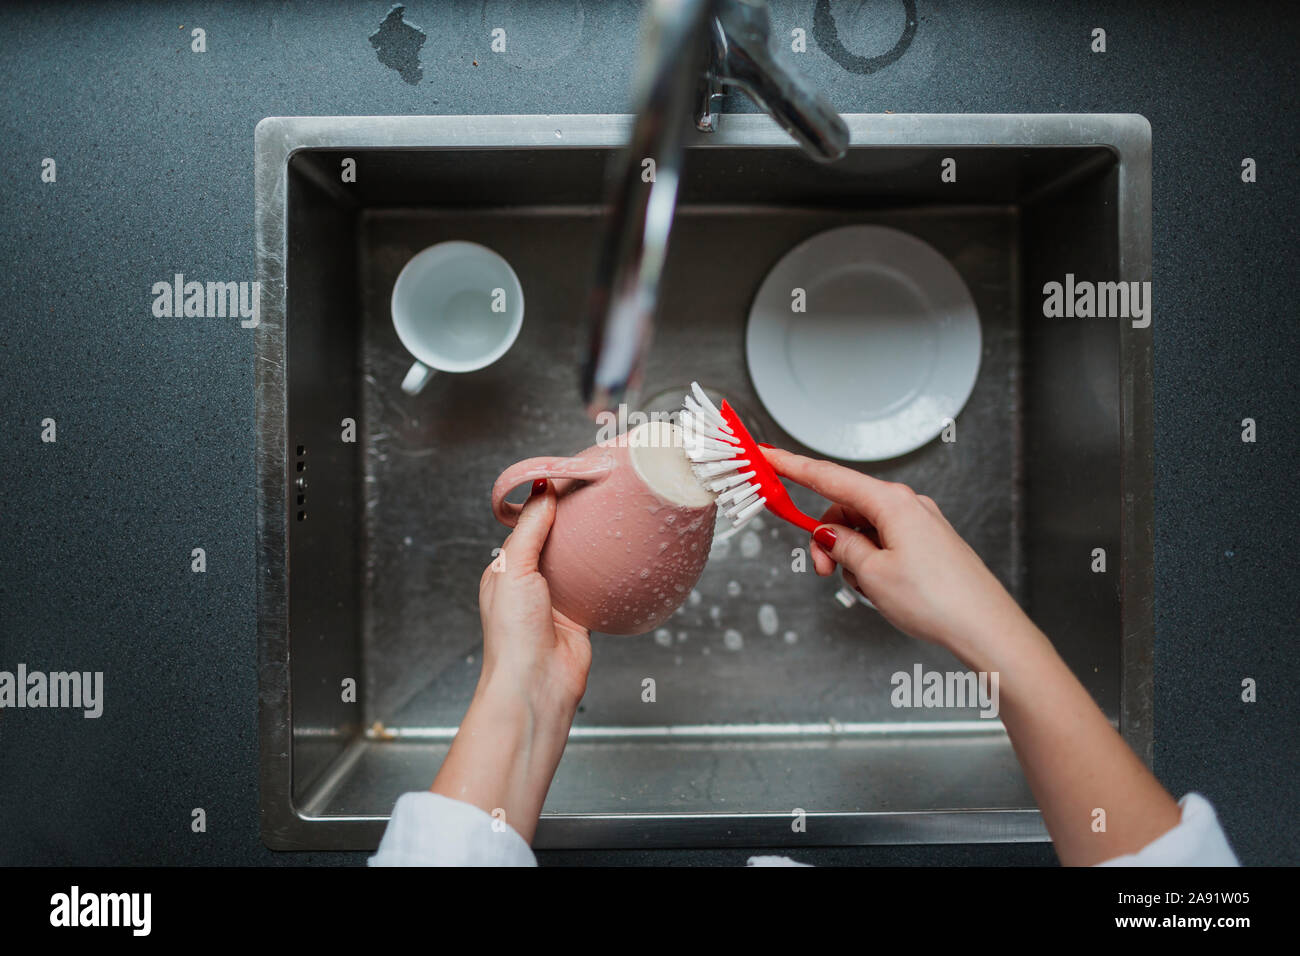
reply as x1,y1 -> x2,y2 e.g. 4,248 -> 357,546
390,240 -> 525,373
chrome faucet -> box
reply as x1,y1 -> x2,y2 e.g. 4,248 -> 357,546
580,0 -> 849,419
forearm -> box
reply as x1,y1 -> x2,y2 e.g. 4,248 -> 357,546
430,672 -> 577,844
955,618 -> 1181,866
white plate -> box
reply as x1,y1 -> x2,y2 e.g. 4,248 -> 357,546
746,225 -> 981,461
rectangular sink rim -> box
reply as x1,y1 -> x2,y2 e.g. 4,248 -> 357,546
254,113 -> 1153,851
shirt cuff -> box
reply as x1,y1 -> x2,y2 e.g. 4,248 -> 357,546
368,792 -> 537,867
1095,792 -> 1239,867
746,855 -> 812,867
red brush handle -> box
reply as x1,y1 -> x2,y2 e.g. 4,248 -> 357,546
719,401 -> 822,534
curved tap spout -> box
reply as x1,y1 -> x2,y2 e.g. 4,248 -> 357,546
581,0 -> 848,419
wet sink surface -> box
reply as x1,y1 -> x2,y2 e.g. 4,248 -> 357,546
255,114 -> 1152,849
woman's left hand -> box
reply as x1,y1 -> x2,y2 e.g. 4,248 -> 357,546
477,479 -> 592,711
430,479 -> 590,844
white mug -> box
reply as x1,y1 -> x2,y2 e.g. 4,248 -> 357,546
390,241 -> 524,395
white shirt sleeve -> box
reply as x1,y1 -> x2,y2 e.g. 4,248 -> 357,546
368,792 -> 537,867
1095,792 -> 1239,867
742,792 -> 1238,868
369,790 -> 1236,867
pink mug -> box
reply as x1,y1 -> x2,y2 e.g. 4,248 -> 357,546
491,421 -> 717,635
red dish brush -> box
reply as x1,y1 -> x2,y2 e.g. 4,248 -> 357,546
680,381 -> 822,534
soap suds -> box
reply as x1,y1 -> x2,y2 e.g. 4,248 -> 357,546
628,421 -> 714,508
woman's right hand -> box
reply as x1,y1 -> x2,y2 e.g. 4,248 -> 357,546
764,446 -> 1195,864
762,446 -> 1033,668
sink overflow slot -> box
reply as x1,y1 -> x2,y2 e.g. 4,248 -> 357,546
294,443 -> 307,521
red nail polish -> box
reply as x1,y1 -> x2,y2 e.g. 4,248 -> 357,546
531,478 -> 547,497
757,442 -> 774,449
813,526 -> 836,551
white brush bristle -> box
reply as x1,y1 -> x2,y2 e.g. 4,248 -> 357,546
682,381 -> 765,529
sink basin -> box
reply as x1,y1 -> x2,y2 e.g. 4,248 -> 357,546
255,114 -> 1152,850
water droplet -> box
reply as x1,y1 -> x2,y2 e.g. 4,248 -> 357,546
783,630 -> 799,645
676,631 -> 688,643
740,531 -> 762,558
726,580 -> 742,597
654,628 -> 673,647
689,590 -> 702,606
709,606 -> 722,622
758,603 -> 779,635
723,629 -> 744,651
639,568 -> 650,579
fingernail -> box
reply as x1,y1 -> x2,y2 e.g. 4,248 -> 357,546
813,526 -> 837,551
531,479 -> 547,498
757,442 -> 774,449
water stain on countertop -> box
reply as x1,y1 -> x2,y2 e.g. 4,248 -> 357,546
814,0 -> 917,75
370,4 -> 426,84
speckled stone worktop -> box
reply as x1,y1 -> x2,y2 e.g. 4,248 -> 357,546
0,1 -> 1295,865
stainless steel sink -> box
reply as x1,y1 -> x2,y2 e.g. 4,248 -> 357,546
255,114 -> 1152,850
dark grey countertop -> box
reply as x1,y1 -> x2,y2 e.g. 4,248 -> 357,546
0,0 -> 1295,866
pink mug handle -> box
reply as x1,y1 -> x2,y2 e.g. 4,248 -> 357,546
491,453 -> 614,528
